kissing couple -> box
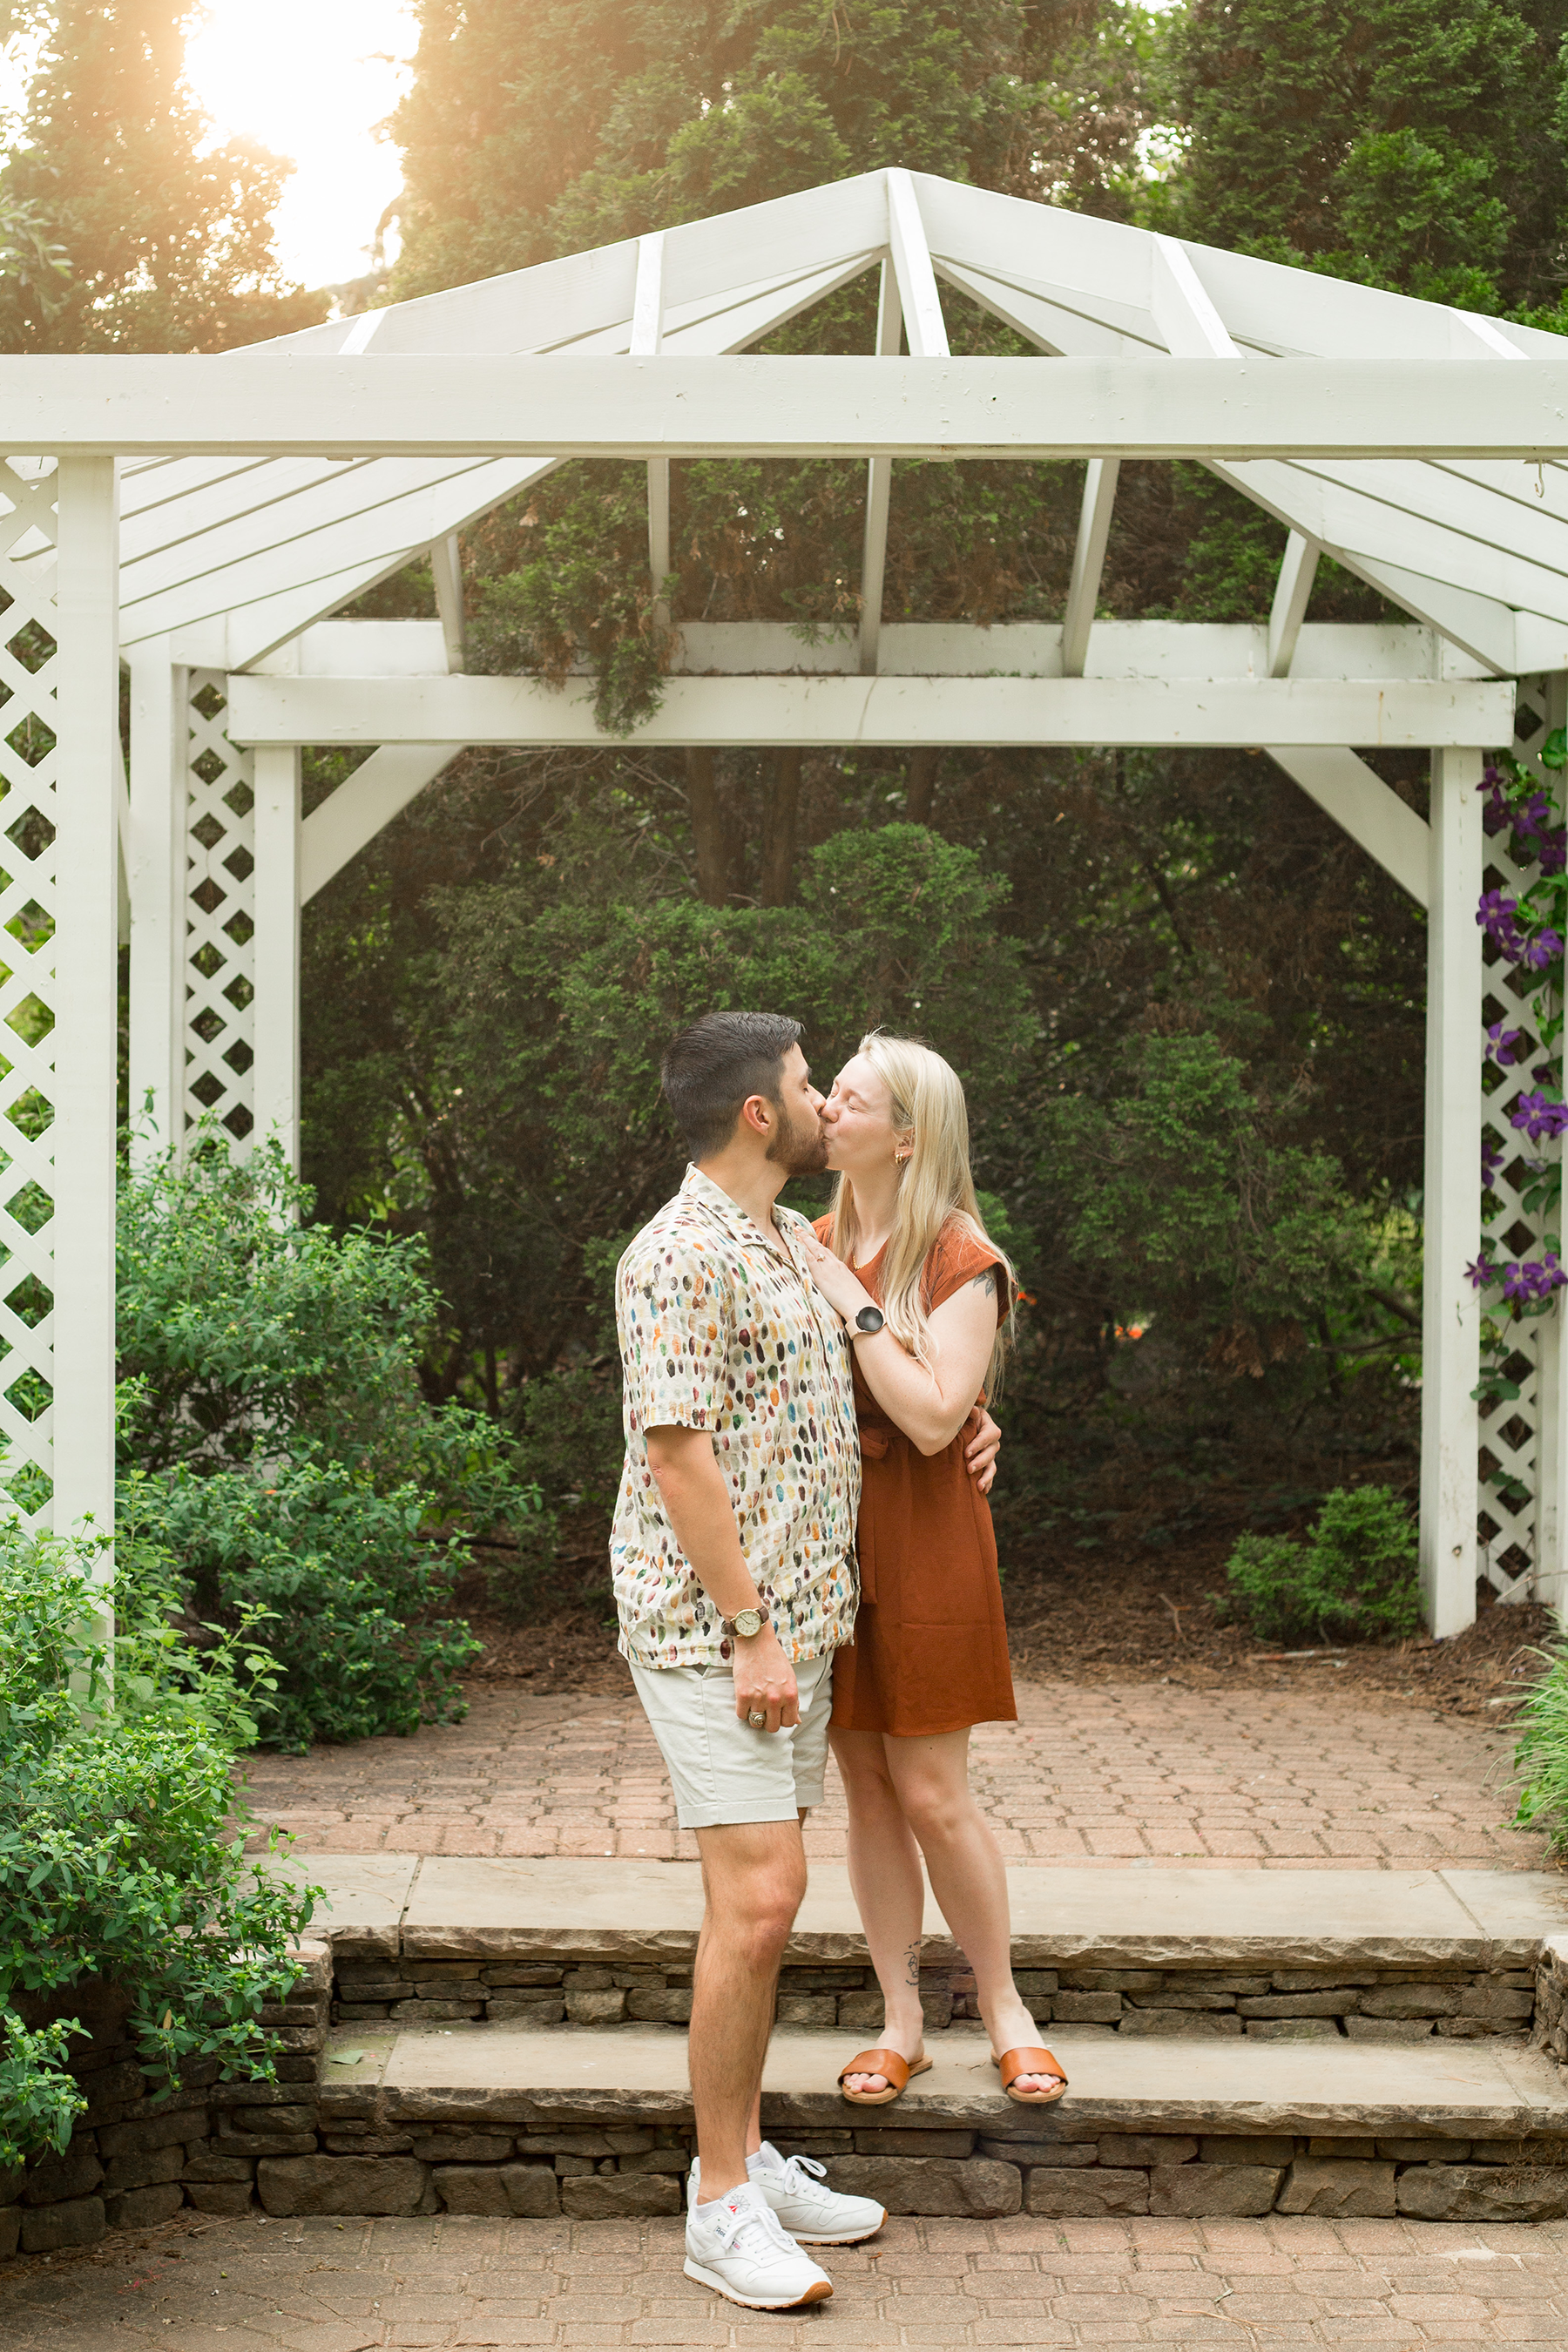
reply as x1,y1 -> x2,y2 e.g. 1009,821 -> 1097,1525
611,1009 -> 1066,2313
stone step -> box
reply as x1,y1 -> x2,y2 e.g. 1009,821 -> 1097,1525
322,2018 -> 1566,2138
251,2019 -> 1568,2225
288,1854 -> 1567,2047
296,1853 -> 1568,1968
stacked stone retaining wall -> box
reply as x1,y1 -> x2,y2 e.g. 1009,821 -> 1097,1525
9,1931 -> 1568,2254
137,2092 -> 1568,2229
0,1943 -> 330,2257
335,1954 -> 1538,2044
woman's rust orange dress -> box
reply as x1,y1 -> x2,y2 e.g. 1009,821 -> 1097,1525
814,1214 -> 1017,1738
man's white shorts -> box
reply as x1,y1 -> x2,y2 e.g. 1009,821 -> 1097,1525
628,1648 -> 836,1830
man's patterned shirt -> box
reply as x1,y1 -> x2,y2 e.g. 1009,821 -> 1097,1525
612,1166 -> 861,1669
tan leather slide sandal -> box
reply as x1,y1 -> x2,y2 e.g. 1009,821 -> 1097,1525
991,2045 -> 1069,2105
837,2047 -> 934,2106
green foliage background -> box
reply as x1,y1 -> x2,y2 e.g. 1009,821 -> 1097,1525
1,0 -> 1558,1623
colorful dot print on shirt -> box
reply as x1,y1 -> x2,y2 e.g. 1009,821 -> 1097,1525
611,1165 -> 862,1670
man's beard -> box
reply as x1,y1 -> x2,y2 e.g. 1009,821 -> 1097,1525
767,1100 -> 829,1177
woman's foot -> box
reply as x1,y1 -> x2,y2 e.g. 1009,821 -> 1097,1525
841,2017 -> 925,2100
983,1998 -> 1065,2099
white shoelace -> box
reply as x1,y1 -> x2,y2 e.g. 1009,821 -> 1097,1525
708,2196 -> 798,2265
764,2152 -> 831,2200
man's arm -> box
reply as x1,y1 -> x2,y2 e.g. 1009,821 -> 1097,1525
644,1424 -> 800,1734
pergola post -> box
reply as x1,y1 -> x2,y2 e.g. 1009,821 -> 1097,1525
1420,745 -> 1484,1635
252,744 -> 301,1169
126,639 -> 186,1161
52,456 -> 120,1599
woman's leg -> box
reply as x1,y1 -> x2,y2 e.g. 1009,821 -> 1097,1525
883,1728 -> 1063,2096
831,1726 -> 928,2097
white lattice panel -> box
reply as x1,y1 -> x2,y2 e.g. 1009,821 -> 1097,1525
183,672 -> 255,1144
1477,679 -> 1564,1598
0,460 -> 65,1517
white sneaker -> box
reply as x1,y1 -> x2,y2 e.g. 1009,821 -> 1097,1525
746,2141 -> 887,2244
683,2178 -> 834,2309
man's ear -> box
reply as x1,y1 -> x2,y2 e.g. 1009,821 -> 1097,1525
738,1092 -> 774,1139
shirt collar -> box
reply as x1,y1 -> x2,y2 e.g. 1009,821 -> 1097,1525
681,1164 -> 801,1266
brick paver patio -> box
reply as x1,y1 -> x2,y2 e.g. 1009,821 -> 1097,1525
12,2207 -> 1568,2348
240,1678 -> 1549,1872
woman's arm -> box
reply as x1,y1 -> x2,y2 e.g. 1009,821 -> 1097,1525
800,1233 -> 998,1456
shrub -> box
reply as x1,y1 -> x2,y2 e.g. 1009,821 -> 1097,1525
0,1515 -> 315,2168
117,1135 -> 547,1746
1219,1484 -> 1421,1646
144,1456 -> 481,1748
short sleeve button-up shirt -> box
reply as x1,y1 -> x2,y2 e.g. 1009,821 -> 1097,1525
612,1166 -> 861,1670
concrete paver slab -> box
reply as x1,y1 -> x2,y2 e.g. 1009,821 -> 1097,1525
1443,1869 -> 1568,1960
347,2021 -> 1568,2137
269,1852 -> 422,1956
321,1855 -> 1561,1967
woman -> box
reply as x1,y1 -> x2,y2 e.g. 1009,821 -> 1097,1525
799,1031 -> 1066,2110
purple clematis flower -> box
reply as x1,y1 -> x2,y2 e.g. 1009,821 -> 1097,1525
1510,1091 -> 1568,1142
1485,1021 -> 1525,1064
1501,1254 -> 1568,1303
1477,889 -> 1527,957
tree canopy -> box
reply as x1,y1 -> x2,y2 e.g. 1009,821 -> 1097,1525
390,0 -> 1155,297
1159,0 -> 1568,316
0,0 -> 325,349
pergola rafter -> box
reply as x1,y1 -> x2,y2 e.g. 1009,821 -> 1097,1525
6,166 -> 1565,1652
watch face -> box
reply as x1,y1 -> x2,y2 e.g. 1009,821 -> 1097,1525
733,1608 -> 762,1637
855,1306 -> 885,1333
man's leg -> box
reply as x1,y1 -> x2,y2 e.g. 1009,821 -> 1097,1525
690,1817 -> 807,2201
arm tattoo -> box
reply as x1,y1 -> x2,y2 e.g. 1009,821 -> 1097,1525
969,1267 -> 997,1295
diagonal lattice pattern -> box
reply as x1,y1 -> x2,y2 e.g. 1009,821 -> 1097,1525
0,457 -> 65,1519
182,671 -> 256,1144
1477,680 -> 1562,1598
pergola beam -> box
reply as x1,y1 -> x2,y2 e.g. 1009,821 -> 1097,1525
235,614 -> 1490,683
1267,533 -> 1321,677
226,670 -> 1515,750
17,355 -> 1568,458
1061,458 -> 1120,677
1264,746 -> 1429,902
429,532 -> 465,671
1151,235 -> 1239,361
859,260 -> 903,674
886,171 -> 948,360
300,742 -> 463,901
633,233 -> 671,625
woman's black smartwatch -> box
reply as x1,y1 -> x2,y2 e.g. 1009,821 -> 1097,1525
854,1305 -> 885,1336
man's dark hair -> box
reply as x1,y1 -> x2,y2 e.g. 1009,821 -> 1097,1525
661,1011 -> 803,1159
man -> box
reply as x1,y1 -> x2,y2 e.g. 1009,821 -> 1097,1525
612,1010 -> 882,2311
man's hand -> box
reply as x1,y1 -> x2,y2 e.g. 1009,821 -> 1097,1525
964,1404 -> 1002,1495
733,1625 -> 799,1734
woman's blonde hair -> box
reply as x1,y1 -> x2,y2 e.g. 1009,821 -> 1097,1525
827,1031 -> 1014,1394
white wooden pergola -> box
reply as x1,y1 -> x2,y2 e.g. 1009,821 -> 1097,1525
11,166 -> 1568,1639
